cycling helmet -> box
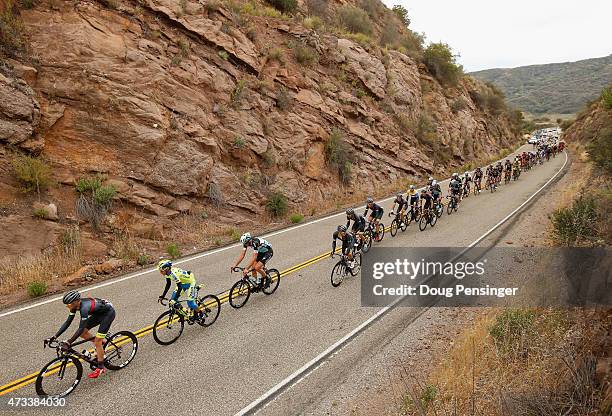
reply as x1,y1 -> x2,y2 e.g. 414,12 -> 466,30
464,171 -> 469,175
452,173 -> 458,178
410,184 -> 415,190
346,208 -> 354,216
396,192 -> 403,198
431,180 -> 437,186
62,290 -> 81,305
366,197 -> 373,204
337,225 -> 347,233
239,232 -> 252,245
157,259 -> 172,271
428,176 -> 433,182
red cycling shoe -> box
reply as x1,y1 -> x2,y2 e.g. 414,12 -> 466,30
88,367 -> 106,379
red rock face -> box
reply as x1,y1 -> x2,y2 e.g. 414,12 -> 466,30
0,0 -> 521,260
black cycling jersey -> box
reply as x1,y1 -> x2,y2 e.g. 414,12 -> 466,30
332,231 -> 355,255
363,202 -> 382,217
420,192 -> 433,209
474,170 -> 483,179
346,214 -> 366,233
450,179 -> 462,191
55,298 -> 115,343
393,196 -> 407,211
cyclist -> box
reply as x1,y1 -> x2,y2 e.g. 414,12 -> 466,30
391,192 -> 407,224
232,233 -> 273,289
449,173 -> 463,203
364,197 -> 384,228
346,208 -> 366,245
504,159 -> 512,181
419,188 -> 434,216
427,176 -> 434,188
513,157 -> 521,179
462,171 -> 472,195
331,225 -> 356,267
49,291 -> 116,379
407,185 -> 420,220
473,167 -> 483,193
158,259 -> 202,321
430,180 -> 442,211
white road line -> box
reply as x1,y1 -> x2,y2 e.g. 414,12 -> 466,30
0,145 -> 532,318
234,151 -> 568,415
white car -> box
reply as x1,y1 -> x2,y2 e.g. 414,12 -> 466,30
528,136 -> 540,144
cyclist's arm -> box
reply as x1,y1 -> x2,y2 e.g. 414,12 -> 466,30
54,311 -> 76,338
67,306 -> 91,343
160,278 -> 171,299
331,232 -> 338,253
232,248 -> 247,269
245,252 -> 258,271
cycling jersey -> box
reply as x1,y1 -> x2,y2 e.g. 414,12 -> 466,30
346,214 -> 366,233
364,202 -> 383,220
408,190 -> 420,205
420,192 -> 433,209
474,170 -> 483,179
162,267 -> 198,310
393,196 -> 407,211
55,298 -> 116,342
166,267 -> 195,285
450,179 -> 462,192
332,231 -> 355,255
245,237 -> 272,253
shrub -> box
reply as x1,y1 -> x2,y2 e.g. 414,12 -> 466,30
305,0 -> 328,18
27,280 -> 47,298
207,182 -> 224,207
290,213 -> 304,223
33,207 -> 48,219
601,86 -> 612,109
450,98 -> 467,113
75,176 -> 115,230
303,16 -> 323,31
218,50 -> 229,60
137,254 -> 149,266
233,136 -> 246,148
166,243 -> 181,259
344,32 -> 373,47
276,86 -> 292,111
268,47 -> 285,63
93,185 -> 116,207
560,118 -> 574,130
0,1 -> 26,57
20,0 -> 37,9
227,228 -> 241,241
359,0 -> 382,18
294,43 -> 318,66
414,113 -> 437,144
423,42 -> 463,86
392,5 -> 410,27
338,6 -> 372,35
551,196 -> 599,246
489,309 -> 535,357
266,192 -> 289,217
231,79 -> 247,106
75,176 -> 102,193
12,155 -> 52,196
266,0 -> 296,13
324,129 -> 354,184
586,127 -> 612,174
380,24 -> 399,48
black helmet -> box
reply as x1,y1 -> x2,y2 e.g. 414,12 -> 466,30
366,197 -> 373,204
62,290 -> 81,305
346,208 -> 354,216
337,225 -> 347,232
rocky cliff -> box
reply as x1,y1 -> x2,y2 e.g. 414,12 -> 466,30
0,0 -> 521,277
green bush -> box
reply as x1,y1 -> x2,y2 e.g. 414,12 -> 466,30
423,42 -> 463,86
358,0 -> 382,18
601,86 -> 612,109
93,185 -> 116,207
560,118 -> 574,130
450,98 -> 467,113
338,6 -> 372,35
0,0 -> 27,57
266,192 -> 289,217
231,80 -> 247,107
414,113 -> 437,144
551,196 -> 599,246
233,136 -> 246,148
586,127 -> 612,174
166,243 -> 181,259
76,176 -> 102,193
11,155 -> 52,196
303,16 -> 323,31
33,207 -> 48,219
379,24 -> 399,48
228,228 -> 241,241
294,43 -> 318,66
266,0 -> 296,13
489,309 -> 535,356
290,213 -> 304,223
27,280 -> 47,298
391,5 -> 410,27
324,129 -> 354,184
20,0 -> 37,9
137,254 -> 149,266
218,50 -> 229,60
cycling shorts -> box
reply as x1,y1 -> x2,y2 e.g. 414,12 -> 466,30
256,249 -> 274,264
85,308 -> 116,339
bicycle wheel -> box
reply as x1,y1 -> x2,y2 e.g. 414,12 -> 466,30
436,203 -> 444,218
375,223 -> 385,242
36,355 -> 82,398
361,232 -> 372,253
263,268 -> 280,295
229,280 -> 251,308
198,295 -> 221,327
419,215 -> 428,231
350,252 -> 362,276
330,261 -> 345,287
390,219 -> 398,237
447,201 -> 453,215
400,217 -> 407,232
104,331 -> 138,370
406,210 -> 414,226
153,310 -> 184,345
430,212 -> 438,227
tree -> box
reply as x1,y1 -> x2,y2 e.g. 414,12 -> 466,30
392,5 -> 410,27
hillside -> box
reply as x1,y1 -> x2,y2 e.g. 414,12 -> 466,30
471,55 -> 612,115
0,0 -> 522,300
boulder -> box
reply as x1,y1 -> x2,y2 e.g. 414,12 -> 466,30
63,265 -> 95,286
95,258 -> 124,274
33,202 -> 59,221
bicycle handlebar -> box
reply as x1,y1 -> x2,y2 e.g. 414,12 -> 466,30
232,266 -> 245,272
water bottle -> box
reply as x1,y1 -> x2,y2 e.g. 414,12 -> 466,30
82,350 -> 92,361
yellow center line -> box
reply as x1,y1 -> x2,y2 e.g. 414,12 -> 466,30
0,247 -> 344,396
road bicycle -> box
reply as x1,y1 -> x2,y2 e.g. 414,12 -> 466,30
513,167 -> 520,181
330,251 -> 362,287
504,169 -> 511,184
405,203 -> 422,225
229,266 -> 280,308
365,220 -> 385,243
388,211 -> 407,237
37,331 -> 138,397
446,194 -> 459,214
473,178 -> 482,195
462,182 -> 471,199
153,287 -> 221,345
419,207 -> 437,231
355,230 -> 372,253
433,198 -> 444,218
485,176 -> 496,193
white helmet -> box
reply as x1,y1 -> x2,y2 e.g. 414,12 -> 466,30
240,232 -> 252,245
431,180 -> 437,186
410,184 -> 415,190
452,173 -> 458,178
428,177 -> 433,182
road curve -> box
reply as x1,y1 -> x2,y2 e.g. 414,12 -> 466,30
0,145 -> 567,416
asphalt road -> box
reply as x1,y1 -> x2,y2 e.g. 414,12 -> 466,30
0,145 -> 567,415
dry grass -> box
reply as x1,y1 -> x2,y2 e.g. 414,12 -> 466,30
0,231 -> 82,295
411,308 -> 610,416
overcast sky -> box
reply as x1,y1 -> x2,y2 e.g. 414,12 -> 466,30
382,0 -> 611,72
